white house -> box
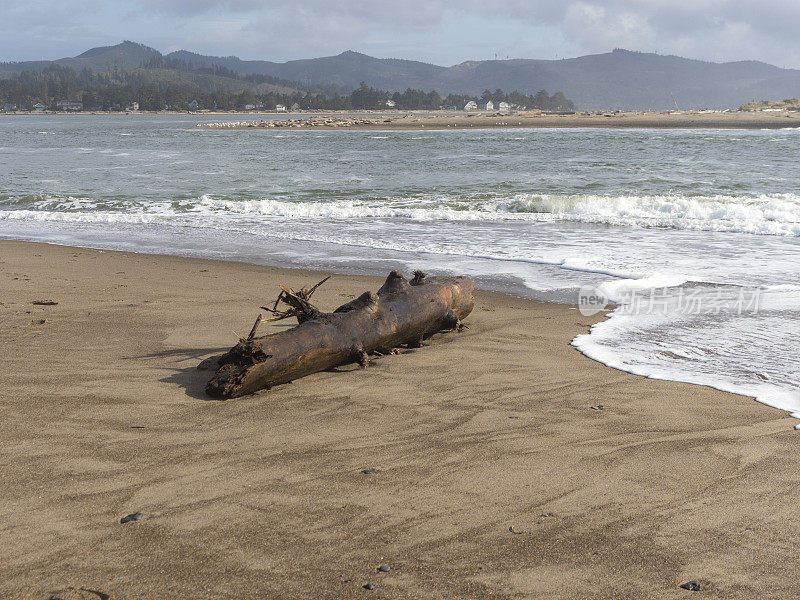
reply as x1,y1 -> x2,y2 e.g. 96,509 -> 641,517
245,103 -> 264,110
498,101 -> 511,111
56,101 -> 83,111
32,103 -> 46,111
127,102 -> 139,111
484,100 -> 494,111
290,102 -> 301,111
385,99 -> 396,108
464,100 -> 477,111
275,104 -> 287,112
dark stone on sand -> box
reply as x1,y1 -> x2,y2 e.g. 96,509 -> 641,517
120,512 -> 143,524
378,564 -> 391,572
33,300 -> 58,305
363,583 -> 375,590
590,404 -> 604,410
680,581 -> 702,591
361,468 -> 378,474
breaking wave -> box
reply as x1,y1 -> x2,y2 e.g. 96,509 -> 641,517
2,192 -> 799,237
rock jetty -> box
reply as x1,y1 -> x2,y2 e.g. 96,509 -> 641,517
198,117 -> 393,129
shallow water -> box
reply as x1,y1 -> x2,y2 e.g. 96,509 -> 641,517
1,114 -> 798,420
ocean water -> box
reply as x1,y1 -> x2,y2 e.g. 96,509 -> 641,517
1,114 -> 798,423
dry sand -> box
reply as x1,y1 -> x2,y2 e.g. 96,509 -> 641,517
1,240 -> 798,600
197,110 -> 800,131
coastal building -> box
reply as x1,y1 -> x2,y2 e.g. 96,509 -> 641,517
498,101 -> 511,111
464,100 -> 477,111
126,102 -> 139,111
385,99 -> 396,108
244,103 -> 264,110
484,100 -> 494,111
1,103 -> 17,112
32,103 -> 46,111
56,101 -> 83,111
188,100 -> 199,109
275,104 -> 287,112
290,103 -> 301,111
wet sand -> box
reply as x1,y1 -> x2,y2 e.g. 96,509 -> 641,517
1,241 -> 798,599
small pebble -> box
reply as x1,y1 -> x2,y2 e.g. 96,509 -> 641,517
363,583 -> 374,590
590,404 -> 604,410
361,468 -> 378,474
120,512 -> 143,524
377,565 -> 391,573
680,581 -> 702,591
32,300 -> 58,306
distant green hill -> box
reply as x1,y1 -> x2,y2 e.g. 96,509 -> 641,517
0,42 -> 339,97
71,40 -> 161,70
166,49 -> 440,93
166,47 -> 800,110
0,52 -> 572,113
0,41 -> 159,75
0,42 -> 304,96
125,67 -> 251,93
12,40 -> 796,109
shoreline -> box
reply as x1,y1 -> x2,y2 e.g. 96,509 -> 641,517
0,236 -> 786,408
4,109 -> 800,129
196,111 -> 800,130
193,111 -> 800,130
2,239 -> 799,598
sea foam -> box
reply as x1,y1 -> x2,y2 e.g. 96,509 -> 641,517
4,192 -> 798,237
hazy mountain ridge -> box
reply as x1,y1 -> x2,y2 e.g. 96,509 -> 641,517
1,41 -> 160,74
3,42 -> 800,109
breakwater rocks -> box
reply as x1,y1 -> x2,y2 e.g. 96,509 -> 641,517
198,117 -> 393,129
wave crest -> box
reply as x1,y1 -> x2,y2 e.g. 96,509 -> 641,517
1,192 -> 799,236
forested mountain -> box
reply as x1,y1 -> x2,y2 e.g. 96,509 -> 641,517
5,41 -> 798,109
161,47 -> 800,109
0,56 -> 572,112
1,41 -> 159,75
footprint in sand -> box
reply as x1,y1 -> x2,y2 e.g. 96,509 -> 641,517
48,587 -> 109,600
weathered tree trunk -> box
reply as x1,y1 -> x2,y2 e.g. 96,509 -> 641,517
205,270 -> 474,399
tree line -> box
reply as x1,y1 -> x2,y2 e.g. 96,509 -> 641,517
0,63 -> 574,112
369,84 -> 574,111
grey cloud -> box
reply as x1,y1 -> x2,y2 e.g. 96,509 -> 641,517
475,1 -> 800,65
4,0 -> 800,68
132,0 -> 265,16
160,0 -> 800,70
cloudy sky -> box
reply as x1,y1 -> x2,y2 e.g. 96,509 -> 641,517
3,0 -> 800,68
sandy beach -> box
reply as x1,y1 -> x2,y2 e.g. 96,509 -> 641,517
1,240 -> 798,600
8,109 -> 800,129
195,110 -> 800,130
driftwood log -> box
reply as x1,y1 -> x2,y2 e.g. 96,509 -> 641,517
205,270 -> 474,399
